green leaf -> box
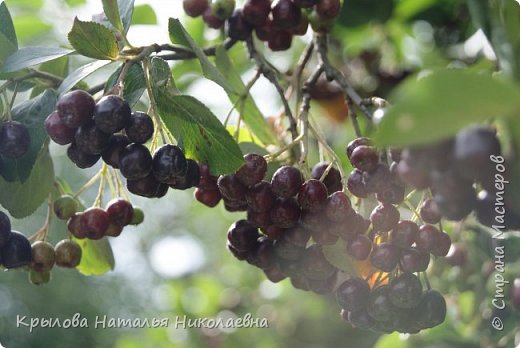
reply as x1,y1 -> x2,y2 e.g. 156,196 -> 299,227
322,240 -> 359,277
0,1 -> 17,49
216,46 -> 278,145
149,56 -> 172,90
0,147 -> 54,219
118,0 -> 135,33
11,15 -> 52,45
68,18 -> 119,60
72,237 -> 115,276
0,89 -> 57,183
156,90 -> 244,175
104,63 -> 146,107
58,60 -> 113,95
2,46 -> 73,73
375,69 -> 520,147
132,4 -> 157,25
168,18 -> 235,93
102,0 -> 124,32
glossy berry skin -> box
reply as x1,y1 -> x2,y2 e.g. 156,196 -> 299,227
311,162 -> 342,193
274,238 -> 304,261
67,143 -> 100,169
106,199 -> 134,226
101,134 -> 130,168
388,273 -> 422,309
0,121 -> 30,158
224,198 -> 248,212
236,153 -> 267,187
271,166 -> 304,199
431,231 -> 451,257
370,204 -> 400,232
227,220 -> 260,252
245,181 -> 275,212
194,188 -> 222,207
31,241 -> 56,273
390,220 -> 418,248
152,144 -> 188,184
417,290 -> 447,329
127,173 -> 167,198
125,112 -> 154,144
268,30 -> 293,51
45,111 -> 76,145
419,199 -> 442,224
363,164 -> 391,193
316,0 -> 341,19
218,174 -> 247,202
272,0 -> 301,30
284,224 -> 310,247
255,19 -> 273,41
416,224 -> 440,254
298,179 -> 328,212
350,146 -> 379,172
370,242 -> 400,272
270,198 -> 301,228
347,169 -> 368,198
55,239 -> 82,268
56,90 -> 95,128
0,211 -> 11,248
291,13 -> 309,35
170,159 -> 200,190
346,234 -> 372,260
242,0 -> 271,26
430,169 -> 476,221
1,231 -> 32,269
366,286 -> 398,323
197,163 -> 218,190
227,10 -> 253,41
67,213 -> 86,239
376,182 -> 405,205
346,137 -> 371,159
119,144 -> 153,180
183,0 -> 209,17
74,122 -> 110,155
325,191 -> 352,222
445,244 -> 466,267
93,95 -> 131,134
80,208 -> 109,240
400,248 -> 430,273
336,278 -> 370,312
53,195 -> 79,220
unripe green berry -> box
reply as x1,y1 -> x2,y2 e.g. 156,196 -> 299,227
129,207 -> 144,225
53,195 -> 79,220
31,241 -> 56,273
29,270 -> 51,285
212,0 -> 235,20
55,239 -> 82,268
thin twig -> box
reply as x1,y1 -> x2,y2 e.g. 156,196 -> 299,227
157,38 -> 237,61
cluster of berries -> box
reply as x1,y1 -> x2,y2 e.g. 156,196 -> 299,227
1,210 -> 82,285
45,90 -> 201,199
183,0 -> 342,51
59,198 -> 142,240
337,273 -> 446,333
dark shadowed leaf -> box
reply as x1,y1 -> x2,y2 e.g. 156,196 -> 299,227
104,62 -> 146,107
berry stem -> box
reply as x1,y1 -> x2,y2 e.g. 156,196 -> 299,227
293,42 -> 315,112
142,58 -> 169,146
73,169 -> 103,199
29,194 -> 53,242
223,69 -> 261,127
265,133 -> 304,162
157,38 -> 237,61
93,163 -> 109,208
422,272 -> 432,290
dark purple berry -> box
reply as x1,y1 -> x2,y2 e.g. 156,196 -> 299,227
242,0 -> 271,26
227,10 -> 253,41
45,111 -> 75,145
74,122 -> 110,155
56,90 -> 95,128
388,273 -> 422,309
370,204 -> 400,232
125,111 -> 154,144
271,166 -> 304,198
390,220 -> 418,248
106,199 -> 134,226
363,164 -> 391,193
311,161 -> 342,193
301,244 -> 336,280
0,211 -> 11,248
235,153 -> 267,187
218,174 -> 247,202
336,278 -> 370,312
400,248 -> 430,273
350,145 -> 379,172
270,197 -> 301,228
298,179 -> 328,212
119,143 -> 153,180
67,143 -> 100,168
419,199 -> 442,224
227,220 -> 260,252
316,0 -> 341,19
127,173 -> 167,198
346,137 -> 371,159
183,0 -> 209,17
268,30 -> 293,51
80,208 -> 109,240
101,134 -> 130,168
93,95 -> 131,134
152,144 -> 188,184
347,169 -> 368,198
325,191 -> 353,222
245,181 -> 275,212
415,224 -> 440,254
346,234 -> 372,260
194,188 -> 222,207
370,242 -> 400,272
1,231 -> 32,268
272,0 -> 301,29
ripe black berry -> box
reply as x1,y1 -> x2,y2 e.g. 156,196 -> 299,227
400,248 -> 430,273
101,134 -> 130,168
346,137 -> 371,159
242,0 -> 271,26
363,164 -> 391,193
274,238 -> 304,261
370,242 -> 400,272
106,199 -> 134,226
270,197 -> 301,228
45,111 -> 75,145
445,243 -> 466,267
227,10 -> 253,41
93,95 -> 131,134
236,153 -> 267,187
1,231 -> 32,268
227,220 -> 260,252
0,211 -> 12,248
271,166 -> 304,198
0,121 -> 30,158
67,213 -> 86,239
218,174 -> 247,202
74,121 -> 110,155
125,111 -> 154,144
268,30 -> 293,51
431,231 -> 451,257
370,204 -> 400,232
246,181 -> 275,212
347,169 -> 368,198
55,239 -> 82,268
203,7 -> 225,28
416,224 -> 440,254
350,145 -> 379,172
152,144 -> 188,184
419,199 -> 442,224
366,286 -> 398,323
375,182 -> 405,205
325,191 -> 353,222
298,179 -> 328,212
416,290 -> 446,329
56,90 -> 95,128
31,241 -> 56,273
67,143 -> 100,168
272,0 -> 301,29
171,159 -> 201,190
347,234 -> 372,260
311,162 -> 342,193
127,173 -> 167,198
336,278 -> 370,312
388,273 -> 422,309
390,220 -> 418,248
119,143 -> 153,180
316,0 -> 341,19
194,188 -> 222,207
301,244 -> 336,280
